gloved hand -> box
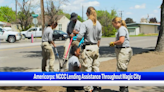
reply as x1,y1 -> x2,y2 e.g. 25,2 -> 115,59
109,42 -> 115,47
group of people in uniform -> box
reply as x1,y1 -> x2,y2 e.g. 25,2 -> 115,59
41,6 -> 133,92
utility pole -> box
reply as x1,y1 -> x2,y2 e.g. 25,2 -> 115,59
15,0 -> 17,20
40,0 -> 45,35
119,11 -> 124,19
82,5 -> 83,22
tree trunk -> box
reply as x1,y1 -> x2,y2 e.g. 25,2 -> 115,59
155,0 -> 164,52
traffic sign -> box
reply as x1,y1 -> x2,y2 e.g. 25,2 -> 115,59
33,18 -> 38,25
32,14 -> 38,18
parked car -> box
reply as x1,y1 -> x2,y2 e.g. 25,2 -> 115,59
21,27 -> 42,39
0,27 -> 21,43
53,30 -> 68,40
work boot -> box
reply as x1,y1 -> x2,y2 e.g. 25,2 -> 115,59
93,86 -> 101,92
119,86 -> 129,92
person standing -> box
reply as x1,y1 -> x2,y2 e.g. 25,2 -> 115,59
63,12 -> 83,70
109,17 -> 133,92
77,6 -> 102,92
41,21 -> 58,72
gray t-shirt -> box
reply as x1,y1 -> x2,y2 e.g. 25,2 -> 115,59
77,19 -> 102,44
116,26 -> 130,47
42,27 -> 53,42
68,56 -> 80,71
74,20 -> 81,32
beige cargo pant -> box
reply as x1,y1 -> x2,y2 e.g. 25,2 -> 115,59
79,45 -> 100,91
115,48 -> 133,72
41,42 -> 55,72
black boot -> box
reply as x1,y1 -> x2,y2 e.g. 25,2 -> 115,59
119,86 -> 129,92
93,86 -> 101,92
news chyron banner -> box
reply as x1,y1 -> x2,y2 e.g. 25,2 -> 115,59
0,72 -> 164,86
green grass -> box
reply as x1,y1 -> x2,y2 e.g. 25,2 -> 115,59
102,34 -> 158,38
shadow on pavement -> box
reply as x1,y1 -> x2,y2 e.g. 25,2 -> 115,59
20,46 -> 155,59
0,86 -> 45,92
0,67 -> 35,72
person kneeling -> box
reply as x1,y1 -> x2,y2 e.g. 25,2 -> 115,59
67,45 -> 82,92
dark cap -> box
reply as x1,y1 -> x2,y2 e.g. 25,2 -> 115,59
70,12 -> 78,20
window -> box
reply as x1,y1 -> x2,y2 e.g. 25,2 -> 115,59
39,28 -> 42,31
58,24 -> 62,31
28,28 -> 37,32
54,31 -> 58,35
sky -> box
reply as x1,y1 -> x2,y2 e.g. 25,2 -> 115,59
0,0 -> 162,23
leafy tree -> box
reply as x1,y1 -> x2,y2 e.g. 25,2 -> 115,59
125,18 -> 134,24
149,17 -> 157,23
0,6 -> 16,22
97,9 -> 117,37
17,0 -> 34,31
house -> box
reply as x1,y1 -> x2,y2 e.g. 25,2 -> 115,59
127,23 -> 160,35
54,15 -> 70,33
38,15 -> 70,33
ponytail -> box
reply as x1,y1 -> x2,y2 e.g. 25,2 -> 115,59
87,7 -> 97,25
121,20 -> 127,28
112,17 -> 127,28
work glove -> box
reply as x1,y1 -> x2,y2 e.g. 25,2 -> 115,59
109,42 -> 115,47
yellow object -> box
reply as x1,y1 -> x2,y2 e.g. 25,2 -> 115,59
109,42 -> 115,47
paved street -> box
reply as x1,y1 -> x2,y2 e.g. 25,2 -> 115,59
0,36 -> 157,71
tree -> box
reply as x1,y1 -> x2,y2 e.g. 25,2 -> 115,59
44,0 -> 68,24
155,0 -> 164,52
125,18 -> 134,24
17,0 -> 34,31
0,6 -> 16,22
97,9 -> 117,37
149,17 -> 157,23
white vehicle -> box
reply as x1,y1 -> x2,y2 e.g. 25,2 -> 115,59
0,27 -> 22,43
21,27 -> 42,39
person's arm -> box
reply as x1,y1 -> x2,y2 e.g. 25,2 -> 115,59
77,23 -> 86,42
97,24 -> 102,47
49,31 -> 56,47
73,29 -> 79,34
110,29 -> 126,46
51,41 -> 56,47
113,36 -> 125,45
67,21 -> 75,38
97,40 -> 100,47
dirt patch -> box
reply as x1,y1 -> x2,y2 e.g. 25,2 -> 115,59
1,52 -> 164,92
100,51 -> 164,72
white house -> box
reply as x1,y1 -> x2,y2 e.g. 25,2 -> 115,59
127,23 -> 160,35
38,15 -> 70,33
55,15 -> 70,33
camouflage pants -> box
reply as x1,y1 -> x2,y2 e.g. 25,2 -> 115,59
79,45 -> 100,91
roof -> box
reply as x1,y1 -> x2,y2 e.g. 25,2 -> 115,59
127,27 -> 139,29
127,23 -> 160,26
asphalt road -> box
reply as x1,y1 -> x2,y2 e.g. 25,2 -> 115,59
0,36 -> 157,71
